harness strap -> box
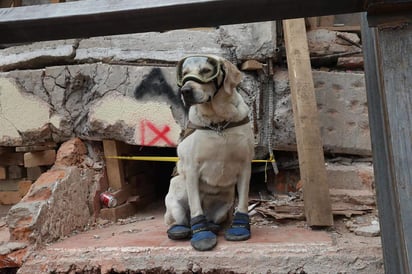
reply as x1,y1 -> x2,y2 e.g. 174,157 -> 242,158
179,116 -> 250,142
188,116 -> 250,131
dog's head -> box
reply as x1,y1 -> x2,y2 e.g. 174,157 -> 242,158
176,55 -> 242,106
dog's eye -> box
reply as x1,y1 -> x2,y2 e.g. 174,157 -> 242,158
200,68 -> 212,74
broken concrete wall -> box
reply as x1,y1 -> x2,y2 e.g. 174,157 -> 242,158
273,69 -> 370,155
0,23 -> 371,155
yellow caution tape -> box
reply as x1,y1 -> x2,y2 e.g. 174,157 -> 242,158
106,155 -> 275,163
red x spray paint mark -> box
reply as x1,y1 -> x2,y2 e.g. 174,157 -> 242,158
141,120 -> 174,146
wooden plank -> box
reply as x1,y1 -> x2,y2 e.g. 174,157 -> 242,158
0,147 -> 14,154
103,140 -> 125,190
0,180 -> 31,205
23,150 -> 56,168
319,25 -> 362,33
7,165 -> 26,179
0,0 -> 367,43
15,142 -> 57,152
0,0 -> 13,8
0,167 -> 6,180
0,152 -> 24,166
241,60 -> 264,71
282,18 -> 333,227
26,166 -> 45,181
362,13 -> 412,274
318,15 -> 335,27
111,183 -> 138,206
305,17 -> 319,29
99,201 -> 138,221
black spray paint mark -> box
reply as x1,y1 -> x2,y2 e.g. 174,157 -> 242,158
135,68 -> 183,107
134,68 -> 188,126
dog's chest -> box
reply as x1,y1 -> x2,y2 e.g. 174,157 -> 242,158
178,126 -> 253,187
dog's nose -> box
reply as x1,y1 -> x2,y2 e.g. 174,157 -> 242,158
180,85 -> 193,96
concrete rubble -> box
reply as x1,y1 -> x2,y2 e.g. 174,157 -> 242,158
0,65 -> 370,156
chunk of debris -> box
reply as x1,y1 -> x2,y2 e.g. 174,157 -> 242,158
354,223 -> 380,237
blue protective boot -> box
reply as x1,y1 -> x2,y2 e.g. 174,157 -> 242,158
224,212 -> 251,241
167,225 -> 191,240
190,215 -> 217,251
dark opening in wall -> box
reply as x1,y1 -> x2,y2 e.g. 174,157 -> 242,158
121,144 -> 177,202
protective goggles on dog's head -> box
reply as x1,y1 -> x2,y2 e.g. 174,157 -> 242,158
176,55 -> 224,88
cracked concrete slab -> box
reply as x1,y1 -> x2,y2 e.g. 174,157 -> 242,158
17,209 -> 384,274
0,22 -> 277,72
0,78 -> 51,146
0,64 -> 371,155
273,69 -> 371,155
0,39 -> 78,72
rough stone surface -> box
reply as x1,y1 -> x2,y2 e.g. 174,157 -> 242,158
6,168 -> 93,244
273,69 -> 371,155
307,29 -> 361,57
0,21 -> 371,156
0,78 -> 51,146
17,210 -> 384,274
1,65 -> 371,155
5,138 -> 99,245
75,30 -> 225,64
355,223 -> 381,237
0,241 -> 27,255
54,137 -> 87,167
0,64 -> 184,146
329,189 -> 376,206
327,162 -> 374,190
218,22 -> 277,61
0,39 -> 77,72
0,22 -> 276,72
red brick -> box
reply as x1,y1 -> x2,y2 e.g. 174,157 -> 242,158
54,138 -> 87,167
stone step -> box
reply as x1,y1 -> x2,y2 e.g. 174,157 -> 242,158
17,211 -> 383,274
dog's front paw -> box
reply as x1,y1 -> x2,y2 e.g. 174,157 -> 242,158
190,215 -> 217,251
167,225 -> 191,240
224,212 -> 251,241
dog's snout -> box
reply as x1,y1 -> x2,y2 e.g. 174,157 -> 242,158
180,85 -> 193,95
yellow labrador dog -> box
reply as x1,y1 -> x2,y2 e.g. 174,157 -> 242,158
164,55 -> 254,251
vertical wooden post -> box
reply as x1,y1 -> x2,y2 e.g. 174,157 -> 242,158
283,18 -> 333,226
362,13 -> 412,274
103,140 -> 125,190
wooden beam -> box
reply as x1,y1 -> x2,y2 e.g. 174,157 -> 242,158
0,152 -> 24,166
0,166 -> 6,179
362,13 -> 412,274
23,150 -> 56,168
282,18 -> 333,227
102,140 -> 125,191
0,0 -> 367,43
241,60 -> 264,71
318,15 -> 335,27
0,0 -> 13,8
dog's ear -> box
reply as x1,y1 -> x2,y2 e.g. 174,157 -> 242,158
222,59 -> 242,94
